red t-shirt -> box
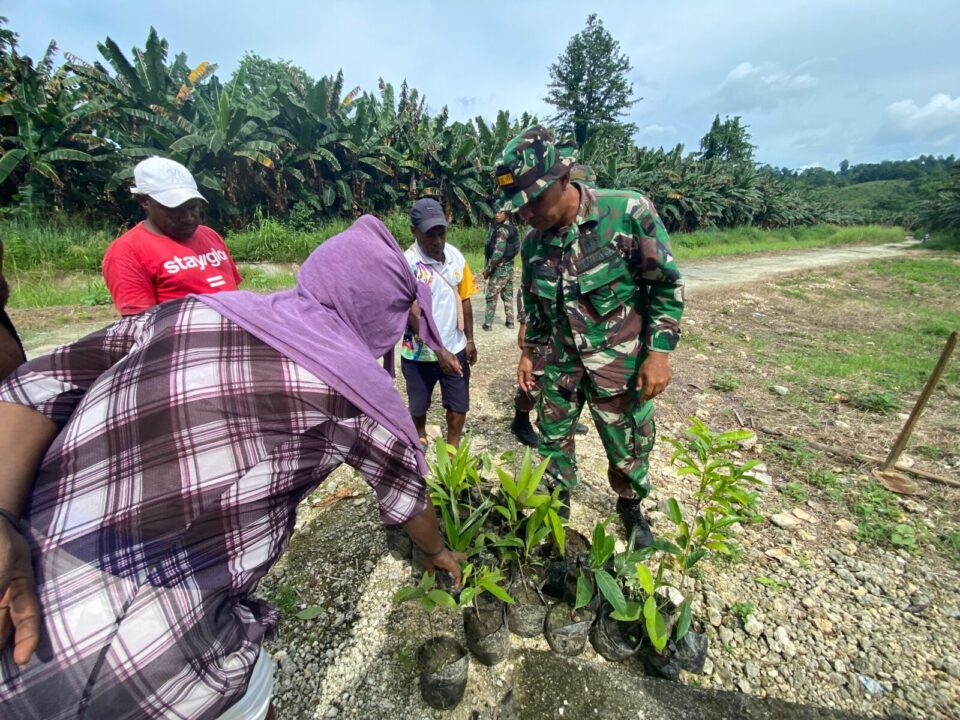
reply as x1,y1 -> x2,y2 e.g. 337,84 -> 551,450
103,223 -> 243,315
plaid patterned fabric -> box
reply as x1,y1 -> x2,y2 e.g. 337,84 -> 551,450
0,299 -> 428,719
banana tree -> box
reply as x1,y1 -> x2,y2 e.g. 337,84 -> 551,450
0,41 -> 107,211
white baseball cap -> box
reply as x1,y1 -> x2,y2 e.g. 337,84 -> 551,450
131,156 -> 206,208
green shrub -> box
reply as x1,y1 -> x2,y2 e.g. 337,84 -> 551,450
711,372 -> 741,392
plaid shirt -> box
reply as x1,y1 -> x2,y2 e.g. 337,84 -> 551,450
0,299 -> 428,719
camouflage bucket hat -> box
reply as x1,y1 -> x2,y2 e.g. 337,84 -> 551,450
556,137 -> 598,186
495,125 -> 574,212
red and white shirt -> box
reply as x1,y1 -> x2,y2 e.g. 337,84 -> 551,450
103,222 -> 243,315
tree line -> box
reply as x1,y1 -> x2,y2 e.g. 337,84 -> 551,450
1,17 -> 957,233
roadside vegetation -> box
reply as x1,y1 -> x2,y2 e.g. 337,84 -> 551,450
683,256 -> 960,560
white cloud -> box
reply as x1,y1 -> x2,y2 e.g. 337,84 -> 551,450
714,61 -> 818,113
638,124 -> 676,136
882,93 -> 960,143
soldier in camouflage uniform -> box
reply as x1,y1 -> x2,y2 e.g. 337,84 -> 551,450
482,211 -> 518,330
496,126 -> 684,546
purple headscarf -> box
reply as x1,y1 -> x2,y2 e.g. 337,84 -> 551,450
197,215 -> 444,474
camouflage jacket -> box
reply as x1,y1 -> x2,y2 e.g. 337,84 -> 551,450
520,182 -> 684,396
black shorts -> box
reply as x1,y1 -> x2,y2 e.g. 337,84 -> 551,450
401,349 -> 471,415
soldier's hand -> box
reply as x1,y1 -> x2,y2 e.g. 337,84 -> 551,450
517,323 -> 527,350
637,351 -> 672,401
518,348 -> 536,393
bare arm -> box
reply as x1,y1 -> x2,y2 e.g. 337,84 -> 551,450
401,505 -> 464,587
462,298 -> 477,366
0,402 -> 58,665
407,300 -> 421,337
0,402 -> 57,515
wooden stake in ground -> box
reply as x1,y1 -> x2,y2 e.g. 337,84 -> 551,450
874,330 -> 958,494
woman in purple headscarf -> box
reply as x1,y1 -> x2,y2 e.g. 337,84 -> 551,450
0,216 -> 463,720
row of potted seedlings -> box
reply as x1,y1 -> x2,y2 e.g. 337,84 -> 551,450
394,419 -> 763,709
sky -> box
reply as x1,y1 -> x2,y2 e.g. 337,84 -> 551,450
6,0 -> 959,170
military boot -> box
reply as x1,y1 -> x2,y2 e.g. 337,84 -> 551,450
510,411 -> 538,447
616,496 -> 654,549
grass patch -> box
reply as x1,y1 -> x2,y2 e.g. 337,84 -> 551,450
3,217 -> 914,275
780,482 -> 807,502
239,265 -> 298,292
780,287 -> 810,301
922,229 -> 960,252
807,470 -> 843,501
850,481 -> 923,552
730,602 -> 754,624
6,270 -> 112,309
848,389 -> 899,415
773,259 -> 960,401
266,583 -> 300,618
1,212 -> 490,272
768,437 -> 820,470
711,372 -> 741,392
938,531 -> 960,562
670,224 -> 905,261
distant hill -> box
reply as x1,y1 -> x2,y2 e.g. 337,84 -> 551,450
833,180 -> 912,214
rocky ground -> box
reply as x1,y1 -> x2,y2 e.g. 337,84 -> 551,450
256,254 -> 960,720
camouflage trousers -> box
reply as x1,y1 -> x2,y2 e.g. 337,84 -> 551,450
483,265 -> 515,326
537,357 -> 655,498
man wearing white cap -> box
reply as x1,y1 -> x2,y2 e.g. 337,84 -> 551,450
102,157 -> 243,316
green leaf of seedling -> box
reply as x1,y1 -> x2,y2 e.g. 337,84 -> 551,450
497,467 -> 519,500
666,498 -> 683,525
481,579 -> 515,604
675,598 -> 692,641
295,605 -> 325,620
755,575 -> 790,591
575,570 -> 593,611
548,510 -> 566,556
427,589 -> 458,610
716,429 -> 755,444
595,569 -> 627,615
392,586 -> 422,603
651,538 -> 683,556
420,572 -> 436,591
591,520 -> 608,556
636,563 -> 655,596
644,596 -> 669,653
705,541 -> 732,554
684,549 -> 708,569
458,587 -> 476,606
610,600 -> 642,622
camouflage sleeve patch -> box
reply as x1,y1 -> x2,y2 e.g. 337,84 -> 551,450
621,197 -> 685,353
520,231 -> 551,346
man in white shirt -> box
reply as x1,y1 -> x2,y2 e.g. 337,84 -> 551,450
401,199 -> 478,447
